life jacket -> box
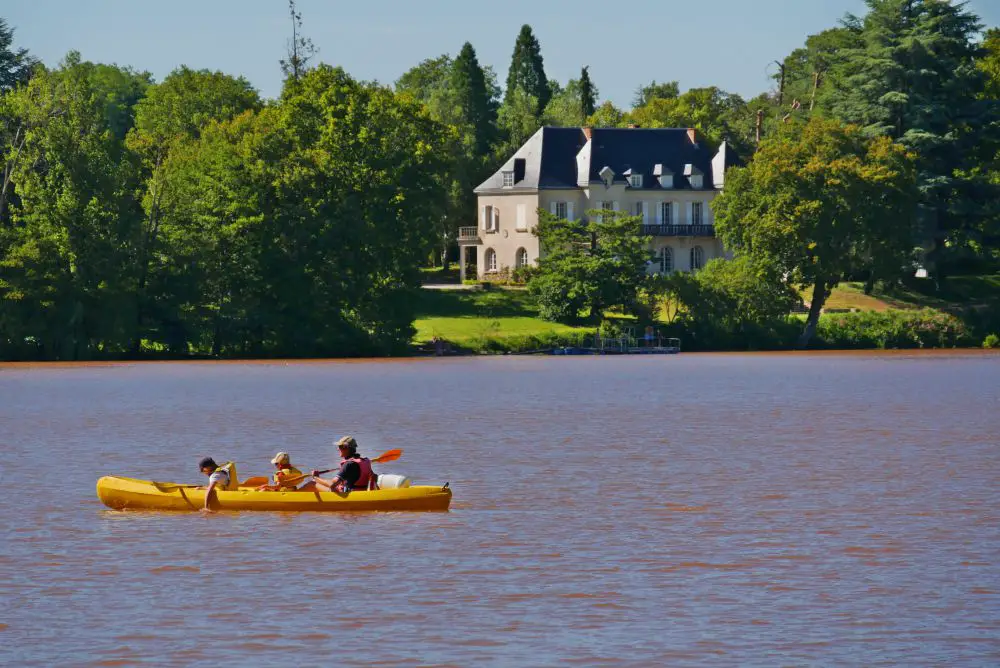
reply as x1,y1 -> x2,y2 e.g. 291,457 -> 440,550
273,466 -> 303,487
341,455 -> 373,491
216,461 -> 239,491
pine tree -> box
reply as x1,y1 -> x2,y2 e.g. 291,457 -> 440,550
826,0 -> 998,273
0,18 -> 37,92
451,42 -> 497,157
579,66 -> 597,118
279,0 -> 317,82
504,25 -> 550,113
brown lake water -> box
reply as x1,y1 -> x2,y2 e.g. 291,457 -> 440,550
1,352 -> 998,666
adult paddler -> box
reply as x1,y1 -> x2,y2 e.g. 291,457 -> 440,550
311,436 -> 374,493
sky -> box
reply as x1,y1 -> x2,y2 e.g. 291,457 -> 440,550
6,0 -> 1000,108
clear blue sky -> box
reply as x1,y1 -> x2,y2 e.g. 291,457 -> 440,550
6,0 -> 999,107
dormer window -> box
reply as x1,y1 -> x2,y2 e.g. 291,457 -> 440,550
502,171 -> 514,187
654,164 -> 674,189
599,166 -> 615,187
684,164 -> 704,189
629,174 -> 643,188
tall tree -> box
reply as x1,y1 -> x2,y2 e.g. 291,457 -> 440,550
579,66 -> 597,118
0,18 -> 37,92
504,25 -> 550,113
451,42 -> 497,157
0,53 -> 150,359
124,67 -> 260,353
279,0 -> 317,82
0,18 -> 40,224
712,117 -> 918,347
826,0 -> 997,273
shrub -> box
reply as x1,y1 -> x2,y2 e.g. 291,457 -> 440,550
814,309 -> 973,349
984,333 -> 1000,349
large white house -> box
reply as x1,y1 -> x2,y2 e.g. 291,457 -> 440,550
460,126 -> 739,281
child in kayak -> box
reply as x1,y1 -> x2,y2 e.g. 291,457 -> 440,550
197,457 -> 237,512
256,451 -> 304,491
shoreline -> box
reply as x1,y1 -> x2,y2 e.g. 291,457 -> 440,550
3,347 -> 999,368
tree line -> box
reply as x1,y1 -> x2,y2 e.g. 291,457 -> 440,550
1,0 -> 999,358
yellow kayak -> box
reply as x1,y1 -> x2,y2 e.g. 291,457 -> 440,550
96,476 -> 452,512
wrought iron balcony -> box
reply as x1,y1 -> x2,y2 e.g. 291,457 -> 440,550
640,224 -> 715,237
457,226 -> 481,244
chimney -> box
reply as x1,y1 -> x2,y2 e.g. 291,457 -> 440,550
582,126 -> 592,140
687,127 -> 698,144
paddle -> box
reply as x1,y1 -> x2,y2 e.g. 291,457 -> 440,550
241,476 -> 269,487
277,448 -> 403,487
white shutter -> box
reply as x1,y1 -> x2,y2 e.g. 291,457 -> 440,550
492,207 -> 499,231
550,201 -> 557,215
685,202 -> 693,226
567,202 -> 575,221
480,206 -> 487,230
516,204 -> 526,230
641,201 -> 649,225
612,201 -> 620,211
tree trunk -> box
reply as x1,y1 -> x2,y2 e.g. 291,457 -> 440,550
797,278 -> 829,348
863,273 -> 875,295
441,242 -> 451,271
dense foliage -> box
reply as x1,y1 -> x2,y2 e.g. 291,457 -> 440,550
1,4 -> 998,358
713,117 -> 919,346
528,209 -> 651,323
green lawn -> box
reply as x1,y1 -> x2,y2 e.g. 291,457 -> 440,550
418,266 -> 461,284
412,288 -> 590,344
797,275 -> 1000,312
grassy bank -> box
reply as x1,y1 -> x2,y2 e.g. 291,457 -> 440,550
413,277 -> 999,353
412,288 -> 593,351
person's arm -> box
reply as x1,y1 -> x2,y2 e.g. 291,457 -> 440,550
202,477 -> 218,511
312,471 -> 337,488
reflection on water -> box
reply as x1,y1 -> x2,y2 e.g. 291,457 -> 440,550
1,352 -> 999,666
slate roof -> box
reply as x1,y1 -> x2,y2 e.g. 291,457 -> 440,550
474,126 -> 740,193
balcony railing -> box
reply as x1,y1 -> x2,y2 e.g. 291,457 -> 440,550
641,224 -> 715,237
457,226 -> 481,243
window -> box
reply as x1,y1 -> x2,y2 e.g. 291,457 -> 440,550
516,204 -> 527,231
515,247 -> 528,268
485,247 -> 497,272
634,201 -> 644,217
660,202 -> 672,226
692,202 -> 703,226
690,246 -> 704,271
502,171 -> 514,187
690,174 -> 703,189
482,204 -> 499,232
595,201 -> 611,223
554,202 -> 568,219
659,247 -> 673,274
629,174 -> 643,188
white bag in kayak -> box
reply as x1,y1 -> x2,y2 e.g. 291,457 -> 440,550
376,474 -> 411,489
